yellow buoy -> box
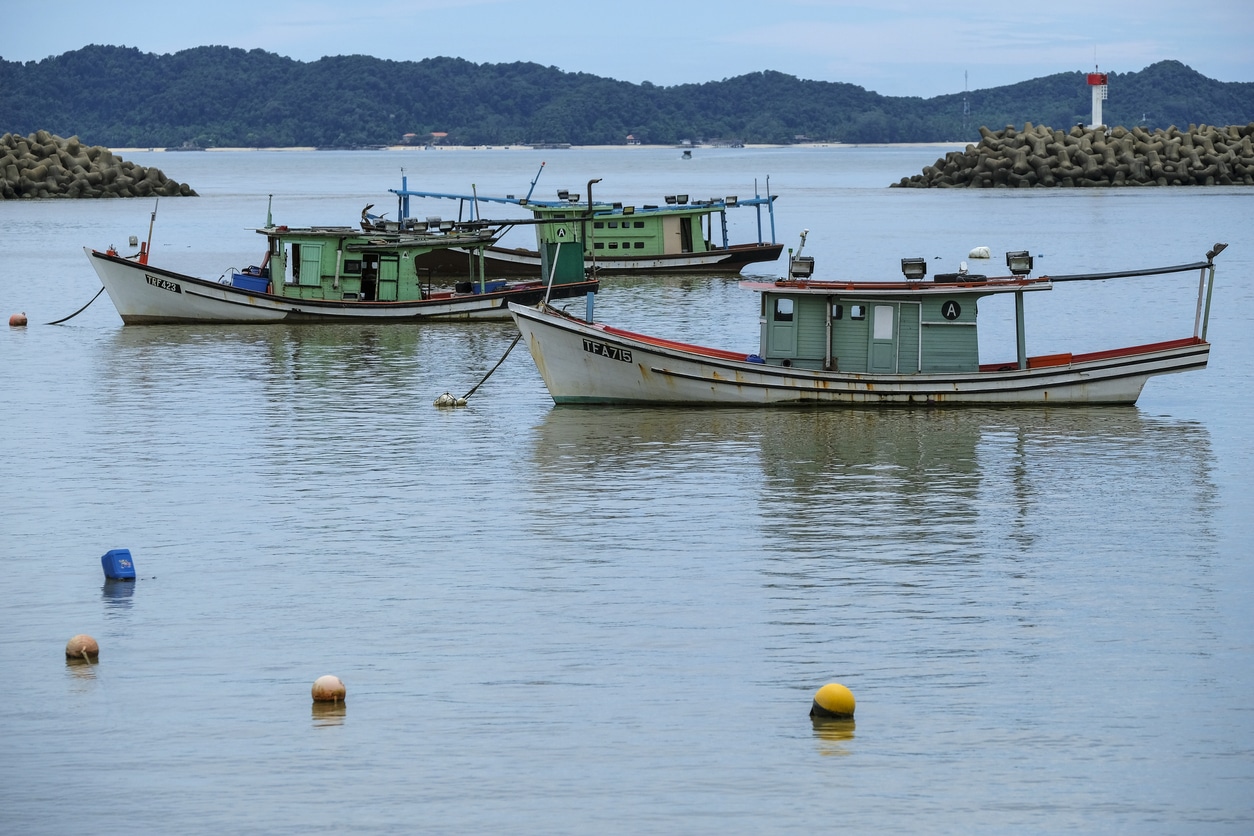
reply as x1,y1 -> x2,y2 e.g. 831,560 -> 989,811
65,634 -> 99,662
311,674 -> 346,703
810,682 -> 855,718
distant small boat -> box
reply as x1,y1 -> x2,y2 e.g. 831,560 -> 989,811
394,168 -> 784,277
85,200 -> 598,325
509,241 -> 1225,405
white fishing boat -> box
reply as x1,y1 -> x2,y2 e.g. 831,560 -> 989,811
392,168 -> 784,277
509,241 -> 1225,405
85,200 -> 598,325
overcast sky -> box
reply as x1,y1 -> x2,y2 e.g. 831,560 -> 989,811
1,0 -> 1250,98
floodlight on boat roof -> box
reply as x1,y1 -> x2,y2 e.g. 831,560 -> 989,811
676,194 -> 689,204
665,195 -> 678,204
556,189 -> 569,200
622,206 -> 635,215
725,196 -> 738,206
901,257 -> 927,281
1005,251 -> 1033,275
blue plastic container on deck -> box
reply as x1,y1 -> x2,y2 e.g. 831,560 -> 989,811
231,273 -> 270,293
101,548 -> 136,580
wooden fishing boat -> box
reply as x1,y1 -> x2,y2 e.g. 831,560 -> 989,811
85,203 -> 598,325
509,242 -> 1225,405
389,168 -> 784,277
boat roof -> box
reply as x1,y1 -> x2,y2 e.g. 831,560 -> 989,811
255,224 -> 498,250
741,276 -> 1052,296
391,187 -> 775,217
742,258 -> 1215,296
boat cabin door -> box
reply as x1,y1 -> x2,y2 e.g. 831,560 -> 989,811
360,253 -> 379,301
286,242 -> 323,287
869,303 -> 898,373
765,296 -> 798,361
661,216 -> 695,254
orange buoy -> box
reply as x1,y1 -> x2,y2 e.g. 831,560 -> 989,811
66,634 -> 99,661
8,312 -> 27,327
311,674 -> 346,703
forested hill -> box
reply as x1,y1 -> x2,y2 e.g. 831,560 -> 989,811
2,45 -> 1251,149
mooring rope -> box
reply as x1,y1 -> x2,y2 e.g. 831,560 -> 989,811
434,332 -> 523,407
47,286 -> 106,325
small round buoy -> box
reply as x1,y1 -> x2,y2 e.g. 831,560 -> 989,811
810,682 -> 855,718
9,312 -> 27,327
968,246 -> 991,259
433,392 -> 468,408
66,634 -> 100,661
311,674 -> 346,703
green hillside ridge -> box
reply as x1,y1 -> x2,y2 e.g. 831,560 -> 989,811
1,46 -> 1251,148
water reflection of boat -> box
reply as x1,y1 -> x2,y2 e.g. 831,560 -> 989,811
511,244 -> 1225,405
527,406 -> 1215,559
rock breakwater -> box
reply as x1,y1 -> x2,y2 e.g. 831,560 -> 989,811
893,123 -> 1254,188
1,131 -> 196,199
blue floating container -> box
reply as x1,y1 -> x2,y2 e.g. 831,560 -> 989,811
101,548 -> 136,580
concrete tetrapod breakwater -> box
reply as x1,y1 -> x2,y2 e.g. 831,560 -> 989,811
1,131 -> 197,199
893,122 -> 1254,188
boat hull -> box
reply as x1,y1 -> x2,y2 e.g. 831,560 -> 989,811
86,249 -> 598,325
509,303 -> 1210,406
410,242 -> 785,277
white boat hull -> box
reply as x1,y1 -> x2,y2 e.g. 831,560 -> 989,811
509,303 -> 1210,406
411,242 -> 786,276
86,248 -> 593,324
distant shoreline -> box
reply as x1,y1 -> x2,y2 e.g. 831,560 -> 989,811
112,142 -> 968,154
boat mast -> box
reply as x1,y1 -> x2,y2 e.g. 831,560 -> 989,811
584,178 -> 601,277
524,162 -> 545,202
752,176 -> 777,246
398,169 -> 409,223
1197,243 -> 1226,340
1014,291 -> 1028,370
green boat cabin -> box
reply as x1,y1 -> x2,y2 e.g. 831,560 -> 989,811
758,286 -> 1022,374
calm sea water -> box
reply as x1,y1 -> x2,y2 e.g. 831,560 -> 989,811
2,146 -> 1252,834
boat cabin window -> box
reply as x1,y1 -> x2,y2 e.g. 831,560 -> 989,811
832,304 -> 843,319
343,259 -> 362,275
773,298 -> 794,322
608,221 -> 619,228
633,221 -> 645,228
873,305 -> 894,339
609,242 -> 619,249
634,242 -> 645,248
594,221 -> 604,229
850,305 -> 866,320
594,242 -> 604,249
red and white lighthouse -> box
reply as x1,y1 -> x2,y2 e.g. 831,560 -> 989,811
1087,69 -> 1109,128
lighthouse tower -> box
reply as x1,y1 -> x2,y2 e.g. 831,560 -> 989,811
1087,68 -> 1108,129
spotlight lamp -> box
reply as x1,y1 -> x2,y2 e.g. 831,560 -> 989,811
1005,250 -> 1033,276
901,257 -> 927,281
